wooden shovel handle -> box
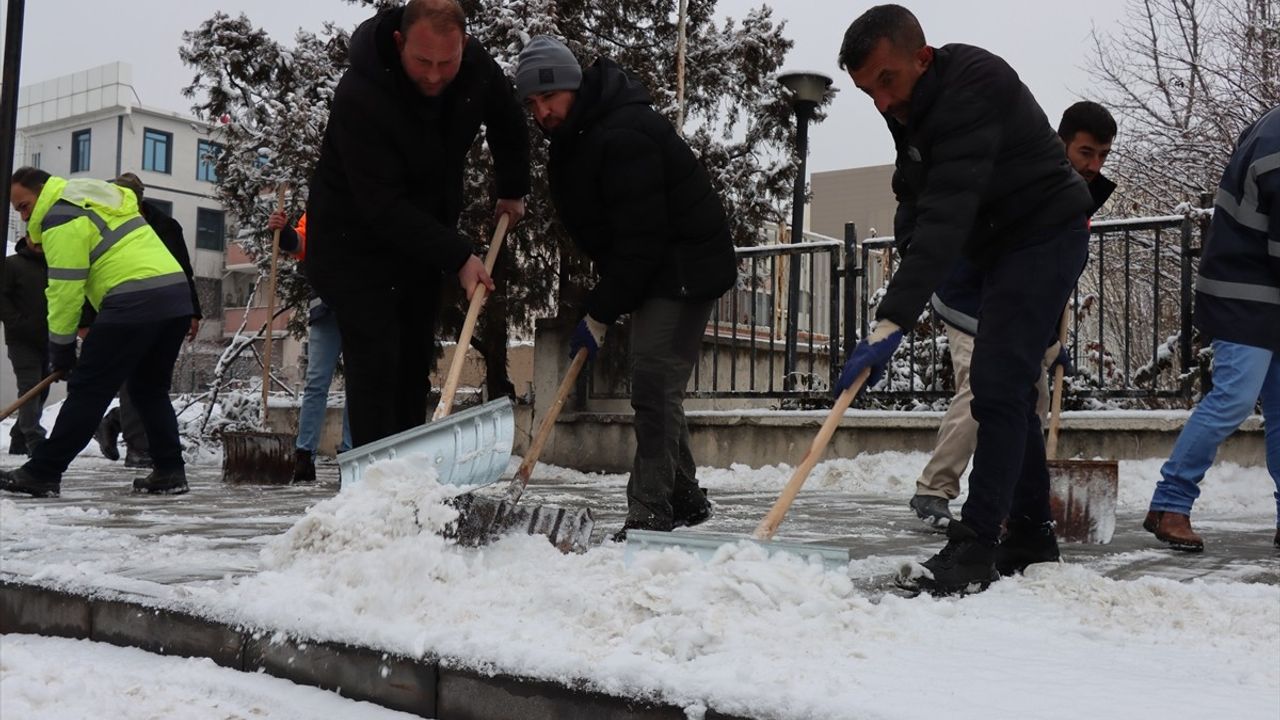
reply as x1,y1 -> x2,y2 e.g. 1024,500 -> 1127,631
0,371 -> 63,422
1046,306 -> 1070,461
433,214 -> 511,421
261,184 -> 287,426
504,348 -> 589,505
753,367 -> 869,540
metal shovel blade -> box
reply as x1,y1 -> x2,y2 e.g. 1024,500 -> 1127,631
448,491 -> 594,554
1048,459 -> 1118,544
337,398 -> 515,488
623,529 -> 851,572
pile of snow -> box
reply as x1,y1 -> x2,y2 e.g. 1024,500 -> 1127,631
0,635 -> 420,719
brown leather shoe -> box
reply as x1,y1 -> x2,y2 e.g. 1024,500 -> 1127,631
1143,511 -> 1204,552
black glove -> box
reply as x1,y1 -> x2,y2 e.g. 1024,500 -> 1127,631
569,316 -> 607,361
1047,342 -> 1075,377
49,341 -> 77,377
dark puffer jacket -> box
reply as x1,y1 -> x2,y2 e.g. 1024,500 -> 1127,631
306,6 -> 529,293
0,237 -> 48,348
877,43 -> 1093,330
547,58 -> 736,323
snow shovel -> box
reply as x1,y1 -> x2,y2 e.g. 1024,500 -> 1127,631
624,370 -> 865,571
449,347 -> 595,553
0,371 -> 63,422
223,186 -> 298,485
338,215 -> 516,491
1046,308 -> 1118,544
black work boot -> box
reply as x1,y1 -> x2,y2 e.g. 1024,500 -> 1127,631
132,467 -> 189,495
292,449 -> 317,483
93,410 -> 121,461
8,429 -> 28,456
0,467 -> 60,497
673,488 -> 714,528
912,521 -> 998,596
124,449 -> 153,469
995,519 -> 1061,576
610,515 -> 675,543
909,494 -> 953,530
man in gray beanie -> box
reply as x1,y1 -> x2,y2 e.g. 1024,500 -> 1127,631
517,37 -> 737,541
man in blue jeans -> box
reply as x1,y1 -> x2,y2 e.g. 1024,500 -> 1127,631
267,211 -> 351,482
1145,106 -> 1280,552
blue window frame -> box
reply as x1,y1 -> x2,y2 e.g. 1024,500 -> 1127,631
196,139 -> 222,182
71,129 -> 91,173
142,128 -> 173,174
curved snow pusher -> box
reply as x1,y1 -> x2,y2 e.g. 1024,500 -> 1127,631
624,370 -> 867,572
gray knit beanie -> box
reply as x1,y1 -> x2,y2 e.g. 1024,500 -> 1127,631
515,36 -> 582,101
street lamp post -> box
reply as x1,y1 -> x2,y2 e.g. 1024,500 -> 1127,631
778,71 -> 831,392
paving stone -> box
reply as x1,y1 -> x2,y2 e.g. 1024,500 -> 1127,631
0,582 -> 91,638
244,632 -> 436,717
436,667 -> 686,720
90,599 -> 244,669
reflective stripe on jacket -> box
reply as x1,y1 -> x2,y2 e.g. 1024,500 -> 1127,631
27,176 -> 186,344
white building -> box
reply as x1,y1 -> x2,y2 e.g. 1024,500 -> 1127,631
2,62 -> 236,407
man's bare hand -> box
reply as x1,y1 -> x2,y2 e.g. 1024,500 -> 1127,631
188,318 -> 201,342
494,198 -> 525,227
457,254 -> 496,301
267,211 -> 289,232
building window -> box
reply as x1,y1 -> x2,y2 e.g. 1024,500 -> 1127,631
142,128 -> 173,174
148,199 -> 173,217
195,208 -> 225,251
196,140 -> 222,182
30,152 -> 41,169
71,129 -> 91,173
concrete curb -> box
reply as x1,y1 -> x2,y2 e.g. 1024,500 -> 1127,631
0,579 -> 756,720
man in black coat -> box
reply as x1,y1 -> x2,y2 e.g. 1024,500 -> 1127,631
305,0 -> 529,447
88,172 -> 204,467
0,235 -> 50,454
516,36 -> 737,538
835,5 -> 1094,594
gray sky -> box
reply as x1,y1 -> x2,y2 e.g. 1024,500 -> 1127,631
7,0 -> 1128,172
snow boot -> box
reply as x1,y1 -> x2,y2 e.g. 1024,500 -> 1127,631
1143,511 -> 1203,552
673,488 -> 713,528
995,519 -> 1061,576
132,467 -> 189,495
912,521 -> 998,596
93,409 -> 121,461
610,515 -> 675,543
0,467 -> 60,497
909,494 -> 953,530
8,427 -> 28,456
292,449 -> 317,483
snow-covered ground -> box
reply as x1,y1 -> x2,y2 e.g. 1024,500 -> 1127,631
0,634 -> 423,719
1,403 -> 1277,720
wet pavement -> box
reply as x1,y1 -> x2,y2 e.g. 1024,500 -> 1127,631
1,458 -> 1276,594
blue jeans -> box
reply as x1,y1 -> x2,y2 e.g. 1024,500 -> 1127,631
295,312 -> 351,455
1151,340 -> 1280,523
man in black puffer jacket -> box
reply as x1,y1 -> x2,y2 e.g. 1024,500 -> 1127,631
0,235 -> 50,455
516,36 -> 737,539
306,0 -> 529,447
834,5 -> 1094,595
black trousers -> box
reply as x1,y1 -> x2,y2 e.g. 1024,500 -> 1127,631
25,316 -> 188,482
961,218 -> 1090,542
626,297 -> 714,525
6,342 -> 49,448
327,282 -> 438,448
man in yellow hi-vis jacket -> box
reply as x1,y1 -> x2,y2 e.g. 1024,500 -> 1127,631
2,168 -> 194,497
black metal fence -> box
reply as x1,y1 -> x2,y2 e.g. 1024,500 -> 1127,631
589,209 -> 1210,409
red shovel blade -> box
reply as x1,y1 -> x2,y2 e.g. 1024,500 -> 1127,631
1048,459 -> 1118,544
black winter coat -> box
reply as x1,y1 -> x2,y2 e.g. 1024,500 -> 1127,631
305,6 -> 530,294
0,237 -> 48,348
548,59 -> 736,323
876,44 -> 1093,330
142,200 -> 202,319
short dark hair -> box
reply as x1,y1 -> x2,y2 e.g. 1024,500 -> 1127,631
838,5 -> 926,72
1058,101 -> 1116,144
11,166 -> 50,192
401,0 -> 466,36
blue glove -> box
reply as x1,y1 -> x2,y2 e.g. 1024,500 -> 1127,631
834,329 -> 903,396
569,316 -> 607,361
49,341 -> 77,377
1047,342 -> 1075,377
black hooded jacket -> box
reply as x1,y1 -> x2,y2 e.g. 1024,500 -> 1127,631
141,200 -> 202,320
547,59 -> 736,323
305,6 -> 530,292
876,44 -> 1094,330
0,237 -> 48,348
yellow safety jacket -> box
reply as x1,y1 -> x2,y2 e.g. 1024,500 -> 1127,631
26,176 -> 187,347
